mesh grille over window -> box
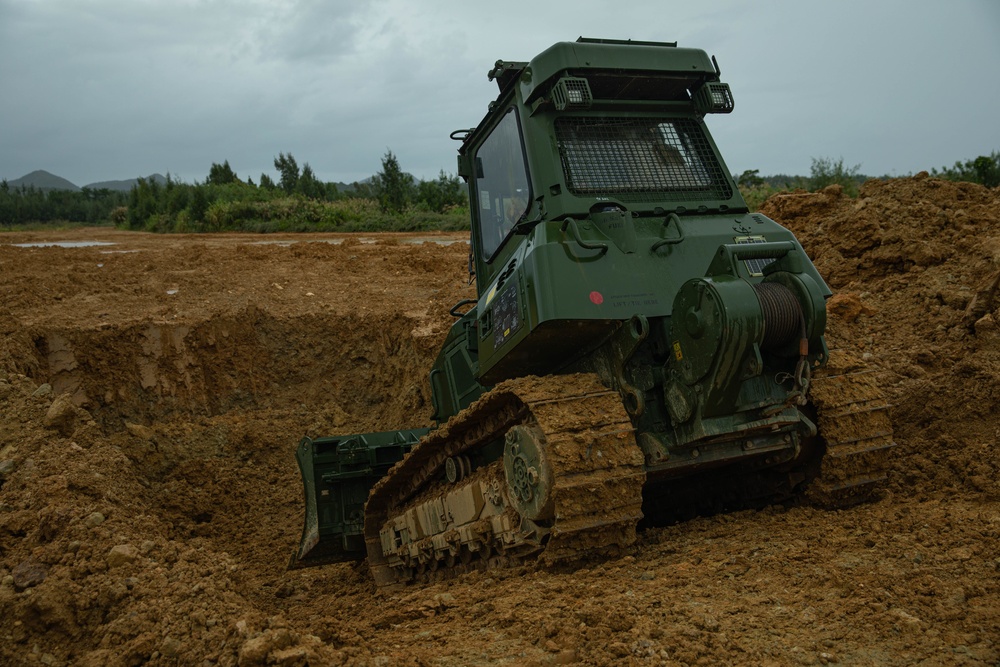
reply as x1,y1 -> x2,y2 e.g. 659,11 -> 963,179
555,117 -> 733,202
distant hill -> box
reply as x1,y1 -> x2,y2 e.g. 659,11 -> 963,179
84,174 -> 167,192
335,178 -> 373,193
7,170 -> 80,192
4,170 -> 168,192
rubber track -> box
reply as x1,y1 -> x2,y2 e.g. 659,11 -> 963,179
363,374 -> 646,587
806,351 -> 896,507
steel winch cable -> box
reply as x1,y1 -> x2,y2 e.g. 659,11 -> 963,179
753,281 -> 801,350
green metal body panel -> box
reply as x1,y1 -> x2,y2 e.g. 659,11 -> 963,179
294,38 -> 833,566
516,39 -> 717,106
469,214 -> 827,384
428,310 -> 485,423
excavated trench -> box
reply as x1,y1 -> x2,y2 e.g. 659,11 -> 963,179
2,304 -> 445,600
1,311 -> 429,561
26,309 -> 436,431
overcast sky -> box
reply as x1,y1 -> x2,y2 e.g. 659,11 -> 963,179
1,0 -> 998,187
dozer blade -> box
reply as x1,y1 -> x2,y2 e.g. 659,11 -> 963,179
290,428 -> 430,569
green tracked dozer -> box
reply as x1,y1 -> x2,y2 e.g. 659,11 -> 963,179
292,38 -> 894,586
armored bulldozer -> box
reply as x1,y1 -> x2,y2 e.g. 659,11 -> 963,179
292,38 -> 894,587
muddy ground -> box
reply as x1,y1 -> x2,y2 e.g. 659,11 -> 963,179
0,174 -> 998,666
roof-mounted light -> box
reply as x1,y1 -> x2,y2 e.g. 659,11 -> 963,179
551,77 -> 593,110
694,82 -> 734,114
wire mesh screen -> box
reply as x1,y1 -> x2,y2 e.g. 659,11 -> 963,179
555,117 -> 733,202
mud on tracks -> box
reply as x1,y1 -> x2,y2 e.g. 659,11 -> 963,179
0,190 -> 998,667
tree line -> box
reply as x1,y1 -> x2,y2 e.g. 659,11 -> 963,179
0,182 -> 127,226
2,150 -> 998,229
121,150 -> 467,233
930,151 -> 1000,188
1,150 -> 468,232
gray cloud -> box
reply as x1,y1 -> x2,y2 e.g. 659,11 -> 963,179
1,0 -> 998,187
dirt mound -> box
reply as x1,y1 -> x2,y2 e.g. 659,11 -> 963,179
1,190 -> 998,666
759,176 -> 1000,503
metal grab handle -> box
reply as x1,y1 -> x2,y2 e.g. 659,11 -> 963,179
429,368 -> 443,417
706,241 -> 797,279
723,241 -> 795,261
650,213 -> 684,252
449,298 -> 478,318
560,217 -> 609,254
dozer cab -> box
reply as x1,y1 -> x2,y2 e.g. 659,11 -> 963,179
292,38 -> 893,587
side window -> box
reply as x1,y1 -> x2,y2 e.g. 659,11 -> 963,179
473,109 -> 530,259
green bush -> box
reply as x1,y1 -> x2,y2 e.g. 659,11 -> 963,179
808,157 -> 863,196
932,151 -> 1000,188
174,209 -> 192,233
143,213 -> 173,233
109,206 -> 129,228
738,182 -> 791,212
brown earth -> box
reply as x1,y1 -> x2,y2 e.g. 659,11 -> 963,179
0,175 -> 998,666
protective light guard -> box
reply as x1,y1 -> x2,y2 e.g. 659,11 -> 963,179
694,82 -> 734,114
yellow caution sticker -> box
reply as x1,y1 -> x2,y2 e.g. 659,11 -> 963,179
484,283 -> 497,307
673,341 -> 683,361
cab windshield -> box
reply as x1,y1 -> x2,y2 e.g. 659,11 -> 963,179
473,109 -> 530,259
